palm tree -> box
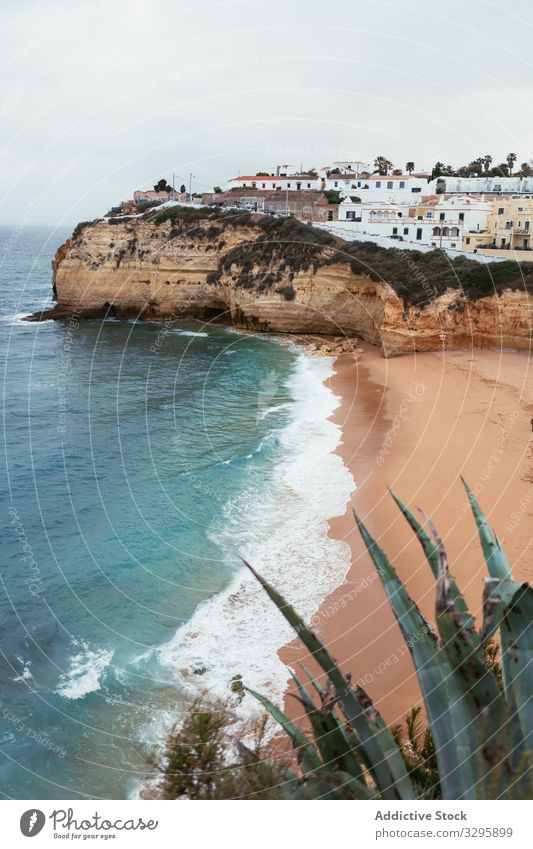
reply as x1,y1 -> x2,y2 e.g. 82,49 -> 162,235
406,161 -> 415,174
374,156 -> 393,176
506,152 -> 517,175
431,161 -> 446,179
483,154 -> 492,173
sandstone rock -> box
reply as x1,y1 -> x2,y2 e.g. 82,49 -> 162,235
47,216 -> 533,358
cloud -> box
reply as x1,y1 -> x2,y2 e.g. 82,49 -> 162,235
0,0 -> 532,224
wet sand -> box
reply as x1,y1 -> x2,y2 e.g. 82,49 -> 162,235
281,343 -> 533,729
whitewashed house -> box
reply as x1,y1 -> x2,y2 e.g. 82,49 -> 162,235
427,175 -> 533,195
228,173 -> 323,191
327,173 -> 431,201
337,194 -> 492,250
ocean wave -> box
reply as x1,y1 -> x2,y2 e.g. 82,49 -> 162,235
12,656 -> 34,683
154,351 -> 355,725
0,312 -> 37,326
55,641 -> 114,700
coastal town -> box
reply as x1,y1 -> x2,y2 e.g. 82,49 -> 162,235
116,155 -> 533,262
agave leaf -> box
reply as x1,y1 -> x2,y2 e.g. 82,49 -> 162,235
482,578 -> 533,747
389,489 -> 440,578
243,560 -> 415,800
418,507 -> 476,630
436,560 -> 515,796
246,687 -> 341,798
245,687 -> 320,774
461,479 -> 511,580
291,672 -> 366,784
282,767 -> 311,799
300,664 -> 325,699
304,768 -> 372,800
355,514 -> 478,799
462,480 -> 515,693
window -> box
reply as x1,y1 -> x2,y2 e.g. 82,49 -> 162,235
526,221 -> 531,231
498,207 -> 504,215
398,212 -> 403,218
442,227 -> 450,236
392,227 -> 398,234
387,181 -> 393,189
416,228 -> 422,240
262,183 -> 266,189
451,243 -> 456,248
505,221 -> 513,229
466,238 -> 471,244
334,181 -> 338,187
346,211 -> 355,220
451,227 -> 459,237
411,187 -> 422,192
287,183 -> 291,188
296,183 -> 301,190
432,227 -> 441,236
426,212 -> 433,219
403,227 -> 409,235
439,212 -> 445,221
327,211 -> 333,221
376,181 -> 381,187
458,212 -> 464,221
307,183 -> 311,188
399,181 -> 405,188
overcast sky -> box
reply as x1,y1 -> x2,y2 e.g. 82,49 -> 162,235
1,0 -> 533,225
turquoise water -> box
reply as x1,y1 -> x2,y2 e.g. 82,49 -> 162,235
1,225 -> 353,799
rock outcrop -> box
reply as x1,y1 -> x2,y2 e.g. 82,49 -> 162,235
33,209 -> 533,357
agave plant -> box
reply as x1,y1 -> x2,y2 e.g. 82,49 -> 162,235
245,480 -> 532,800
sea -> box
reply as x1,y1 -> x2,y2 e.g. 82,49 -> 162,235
0,224 -> 354,799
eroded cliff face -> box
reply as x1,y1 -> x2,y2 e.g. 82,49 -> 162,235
48,215 -> 533,357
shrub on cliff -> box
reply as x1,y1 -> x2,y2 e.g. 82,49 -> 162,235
154,698 -> 289,800
328,242 -> 533,306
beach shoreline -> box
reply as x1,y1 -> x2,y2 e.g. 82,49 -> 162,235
280,342 -> 533,729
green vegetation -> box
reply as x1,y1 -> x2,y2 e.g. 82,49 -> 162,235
155,699 -> 289,800
136,204 -> 533,306
243,482 -> 532,800
155,485 -> 531,800
327,241 -> 533,306
323,189 -> 342,204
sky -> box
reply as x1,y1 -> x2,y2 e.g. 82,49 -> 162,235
1,0 -> 533,225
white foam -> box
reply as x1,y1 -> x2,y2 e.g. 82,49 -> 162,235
155,351 -> 355,726
176,330 -> 209,337
12,656 -> 34,683
0,312 -> 38,326
55,641 -> 114,700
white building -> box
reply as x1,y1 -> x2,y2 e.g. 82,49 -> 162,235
428,175 -> 533,195
326,173 -> 431,201
228,173 -> 323,192
337,194 -> 492,250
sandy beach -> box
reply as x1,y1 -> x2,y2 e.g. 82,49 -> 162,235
281,343 -> 533,730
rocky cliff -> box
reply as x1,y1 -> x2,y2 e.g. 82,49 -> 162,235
37,206 -> 533,357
